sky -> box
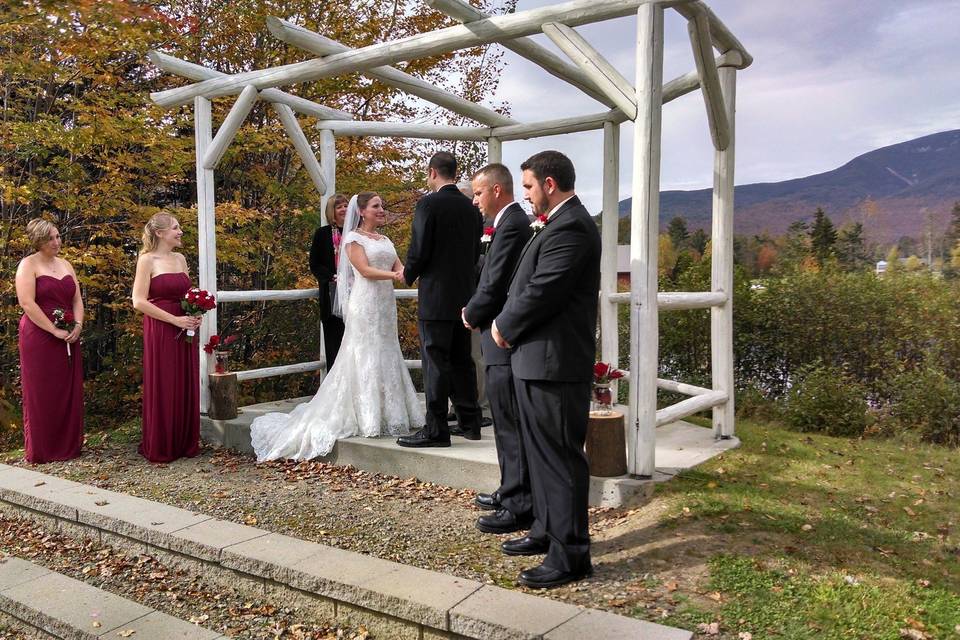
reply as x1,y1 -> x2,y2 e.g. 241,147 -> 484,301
480,0 -> 960,213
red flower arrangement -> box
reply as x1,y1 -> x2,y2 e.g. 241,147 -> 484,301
203,334 -> 238,373
593,361 -> 625,384
480,226 -> 495,254
52,308 -> 78,357
181,288 -> 216,342
530,213 -> 549,235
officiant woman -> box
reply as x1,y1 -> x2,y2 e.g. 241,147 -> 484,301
309,194 -> 348,369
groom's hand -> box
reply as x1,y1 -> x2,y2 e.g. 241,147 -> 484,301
461,307 -> 474,330
491,320 -> 510,349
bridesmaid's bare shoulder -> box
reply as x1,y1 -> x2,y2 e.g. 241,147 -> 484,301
16,254 -> 37,277
173,252 -> 189,273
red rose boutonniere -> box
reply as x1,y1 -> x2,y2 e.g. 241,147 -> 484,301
530,213 -> 548,236
480,226 -> 495,254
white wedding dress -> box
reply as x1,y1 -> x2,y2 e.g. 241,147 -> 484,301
250,231 -> 425,462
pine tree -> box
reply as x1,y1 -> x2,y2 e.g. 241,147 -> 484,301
809,208 -> 837,266
688,228 -> 708,255
667,215 -> 689,249
836,222 -> 869,271
944,202 -> 960,249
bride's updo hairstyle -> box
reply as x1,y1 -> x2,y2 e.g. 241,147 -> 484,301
356,191 -> 380,223
141,212 -> 177,254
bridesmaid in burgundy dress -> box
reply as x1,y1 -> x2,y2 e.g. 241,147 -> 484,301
15,219 -> 85,463
131,213 -> 202,463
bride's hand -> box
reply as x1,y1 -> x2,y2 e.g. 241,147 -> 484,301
392,270 -> 405,282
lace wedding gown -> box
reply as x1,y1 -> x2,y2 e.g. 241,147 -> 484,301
250,231 -> 425,461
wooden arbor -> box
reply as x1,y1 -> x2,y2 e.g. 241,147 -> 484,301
148,0 -> 751,478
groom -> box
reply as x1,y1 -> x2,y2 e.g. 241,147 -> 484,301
399,151 -> 484,447
491,150 -> 600,588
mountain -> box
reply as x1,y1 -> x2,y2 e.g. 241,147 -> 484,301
617,129 -> 960,241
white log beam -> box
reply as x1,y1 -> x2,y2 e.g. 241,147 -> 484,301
628,3 -> 664,478
600,121 -> 621,400
656,378 -> 713,396
655,390 -> 727,427
487,137 -> 502,164
492,110 -> 628,141
317,120 -> 490,141
150,0 -> 684,107
272,104 -> 327,195
147,51 -> 352,121
661,50 -> 741,105
542,22 -> 638,120
607,290 -> 728,309
674,1 -> 752,68
687,11 -> 730,150
425,0 -> 615,109
217,288 -> 418,302
194,97 -> 217,414
318,129 -> 336,222
266,18 -> 515,127
235,361 -> 324,382
202,85 -> 260,169
711,65 -> 737,439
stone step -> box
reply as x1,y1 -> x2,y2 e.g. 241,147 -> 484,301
0,464 -> 692,640
0,556 -> 221,640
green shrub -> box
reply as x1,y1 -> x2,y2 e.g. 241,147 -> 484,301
885,365 -> 960,447
782,364 -> 868,437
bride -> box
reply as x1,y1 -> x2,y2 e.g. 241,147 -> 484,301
250,192 -> 425,461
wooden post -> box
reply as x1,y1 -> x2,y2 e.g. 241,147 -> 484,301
208,373 -> 238,420
600,121 -> 620,399
202,84 -> 259,169
586,411 -> 628,477
628,3 -> 663,478
194,97 -> 218,414
487,137 -> 502,164
711,66 -> 736,439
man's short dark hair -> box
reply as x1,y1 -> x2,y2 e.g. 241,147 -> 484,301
471,163 -> 513,194
428,151 -> 458,180
520,150 -> 575,192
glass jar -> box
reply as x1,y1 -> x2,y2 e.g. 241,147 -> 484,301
214,350 -> 230,374
591,382 -> 613,415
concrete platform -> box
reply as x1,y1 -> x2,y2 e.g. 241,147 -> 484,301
202,396 -> 740,508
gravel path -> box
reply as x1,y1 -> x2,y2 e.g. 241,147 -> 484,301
2,439 -> 729,635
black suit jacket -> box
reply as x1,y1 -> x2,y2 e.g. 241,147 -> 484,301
309,224 -> 338,320
404,184 -> 483,321
464,204 -> 532,365
495,196 -> 601,382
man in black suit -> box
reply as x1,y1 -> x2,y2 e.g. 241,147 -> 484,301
461,164 -> 537,540
491,150 -> 601,588
398,151 -> 484,447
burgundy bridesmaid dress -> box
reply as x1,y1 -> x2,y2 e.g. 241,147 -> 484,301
140,272 -> 200,463
18,275 -> 84,463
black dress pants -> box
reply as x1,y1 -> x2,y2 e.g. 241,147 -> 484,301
419,319 -> 481,438
513,378 -> 592,573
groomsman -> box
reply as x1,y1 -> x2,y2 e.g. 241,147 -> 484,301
399,151 -> 484,447
461,164 -> 538,542
492,151 -> 600,588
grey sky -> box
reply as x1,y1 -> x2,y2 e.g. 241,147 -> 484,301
483,0 -> 960,213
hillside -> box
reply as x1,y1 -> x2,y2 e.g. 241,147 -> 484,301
618,129 -> 960,240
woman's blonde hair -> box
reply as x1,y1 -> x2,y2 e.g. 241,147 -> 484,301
324,194 -> 349,226
26,218 -> 56,251
141,212 -> 177,254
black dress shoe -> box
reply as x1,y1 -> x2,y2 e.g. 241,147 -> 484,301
480,416 -> 493,428
501,535 -> 549,556
474,491 -> 501,510
446,411 -> 457,422
476,508 -> 533,534
449,425 -> 480,440
518,563 -> 593,589
397,429 -> 451,448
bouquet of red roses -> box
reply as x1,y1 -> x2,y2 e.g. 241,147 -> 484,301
593,361 -> 625,384
203,334 -> 238,373
181,288 -> 216,342
52,308 -> 78,357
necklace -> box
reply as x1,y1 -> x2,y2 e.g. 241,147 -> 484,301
356,227 -> 384,240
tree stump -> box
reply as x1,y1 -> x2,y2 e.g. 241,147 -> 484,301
208,373 -> 238,420
585,411 -> 627,477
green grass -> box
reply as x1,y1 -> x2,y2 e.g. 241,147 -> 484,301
656,419 -> 960,638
